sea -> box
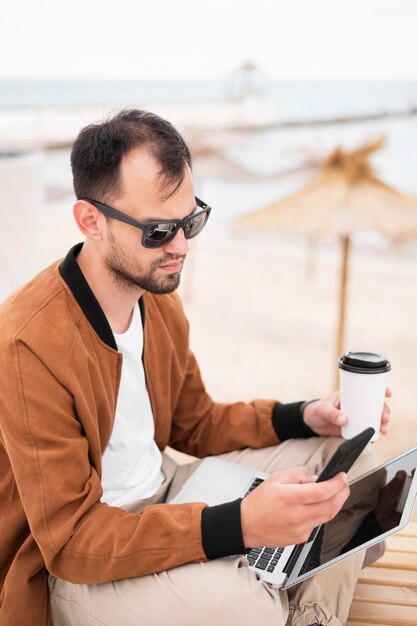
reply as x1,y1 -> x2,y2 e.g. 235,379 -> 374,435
1,78 -> 417,256
1,78 -> 417,119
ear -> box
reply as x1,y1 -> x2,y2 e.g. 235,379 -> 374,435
73,200 -> 103,241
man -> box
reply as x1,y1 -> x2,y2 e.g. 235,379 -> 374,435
0,110 -> 390,626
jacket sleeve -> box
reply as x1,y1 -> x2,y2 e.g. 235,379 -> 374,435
155,291 -> 276,456
0,337 -> 213,584
148,292 -> 311,457
169,346 -> 282,457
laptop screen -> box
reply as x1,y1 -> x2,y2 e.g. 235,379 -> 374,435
284,446 -> 417,588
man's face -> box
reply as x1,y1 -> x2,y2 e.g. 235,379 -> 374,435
101,148 -> 195,295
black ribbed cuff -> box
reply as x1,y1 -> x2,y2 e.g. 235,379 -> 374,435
201,499 -> 246,560
272,401 -> 318,441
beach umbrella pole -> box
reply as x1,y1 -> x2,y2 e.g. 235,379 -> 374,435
334,235 -> 350,389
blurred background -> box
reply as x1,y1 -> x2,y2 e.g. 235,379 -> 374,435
1,0 -> 417,464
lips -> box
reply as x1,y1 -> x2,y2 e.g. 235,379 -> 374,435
159,261 -> 182,272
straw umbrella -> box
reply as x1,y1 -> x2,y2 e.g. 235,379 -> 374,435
234,137 -> 417,385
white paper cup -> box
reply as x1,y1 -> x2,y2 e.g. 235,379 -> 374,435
339,351 -> 391,442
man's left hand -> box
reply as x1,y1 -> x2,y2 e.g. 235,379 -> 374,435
303,388 -> 392,437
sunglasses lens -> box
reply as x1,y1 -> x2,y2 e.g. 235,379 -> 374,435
184,210 -> 209,239
143,223 -> 178,248
141,208 -> 210,248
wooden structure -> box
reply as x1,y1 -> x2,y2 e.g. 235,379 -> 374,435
234,137 -> 417,387
347,521 -> 417,625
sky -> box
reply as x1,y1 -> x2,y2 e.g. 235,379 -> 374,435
1,0 -> 417,80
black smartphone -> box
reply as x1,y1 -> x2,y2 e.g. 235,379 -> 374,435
316,426 -> 375,483
283,427 -> 375,573
304,426 -> 375,545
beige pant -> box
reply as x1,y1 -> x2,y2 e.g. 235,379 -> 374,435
49,437 -> 377,626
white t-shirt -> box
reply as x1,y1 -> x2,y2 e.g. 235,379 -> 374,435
101,302 -> 164,507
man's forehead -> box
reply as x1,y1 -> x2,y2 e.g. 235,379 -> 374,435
116,149 -> 195,218
120,147 -> 163,188
120,148 -> 192,196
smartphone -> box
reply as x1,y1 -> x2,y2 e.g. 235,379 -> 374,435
283,427 -> 376,572
305,427 -> 375,544
316,426 -> 375,483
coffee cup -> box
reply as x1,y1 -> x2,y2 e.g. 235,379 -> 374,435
338,351 -> 391,441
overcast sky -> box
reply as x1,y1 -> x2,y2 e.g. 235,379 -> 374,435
1,0 -> 417,80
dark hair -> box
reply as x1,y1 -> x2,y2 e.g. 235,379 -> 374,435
70,109 -> 192,202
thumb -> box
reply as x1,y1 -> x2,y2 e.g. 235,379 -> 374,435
323,403 -> 348,427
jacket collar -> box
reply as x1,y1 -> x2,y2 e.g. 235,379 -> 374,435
59,243 -> 145,350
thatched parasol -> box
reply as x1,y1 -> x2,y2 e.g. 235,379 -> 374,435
234,137 -> 417,385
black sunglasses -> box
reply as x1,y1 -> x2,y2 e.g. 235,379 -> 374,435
86,196 -> 211,249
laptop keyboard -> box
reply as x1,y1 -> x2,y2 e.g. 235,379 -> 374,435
243,477 -> 285,574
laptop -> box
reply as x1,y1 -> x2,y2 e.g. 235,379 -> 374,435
170,445 -> 417,589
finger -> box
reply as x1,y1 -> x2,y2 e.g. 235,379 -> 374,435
320,402 -> 348,427
385,387 -> 392,398
300,467 -> 319,482
380,408 -> 391,434
329,391 -> 341,409
269,466 -> 317,486
382,404 -> 391,420
380,421 -> 390,434
282,472 -> 349,505
306,484 -> 350,526
335,412 -> 348,427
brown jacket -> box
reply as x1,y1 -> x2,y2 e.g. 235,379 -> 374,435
0,244 -> 282,625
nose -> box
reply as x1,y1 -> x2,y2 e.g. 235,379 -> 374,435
163,226 -> 189,256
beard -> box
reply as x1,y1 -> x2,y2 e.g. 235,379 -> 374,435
104,228 -> 185,294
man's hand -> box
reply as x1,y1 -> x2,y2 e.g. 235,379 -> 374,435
302,388 -> 392,437
240,467 -> 350,548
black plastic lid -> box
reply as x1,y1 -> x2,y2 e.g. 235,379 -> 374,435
338,351 -> 391,374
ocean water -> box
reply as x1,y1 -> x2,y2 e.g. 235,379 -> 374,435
2,78 -> 417,250
1,78 -> 417,120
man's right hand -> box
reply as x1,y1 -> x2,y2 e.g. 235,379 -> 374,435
240,467 -> 350,549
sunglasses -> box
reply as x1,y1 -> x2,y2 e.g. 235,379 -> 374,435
86,196 -> 211,249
